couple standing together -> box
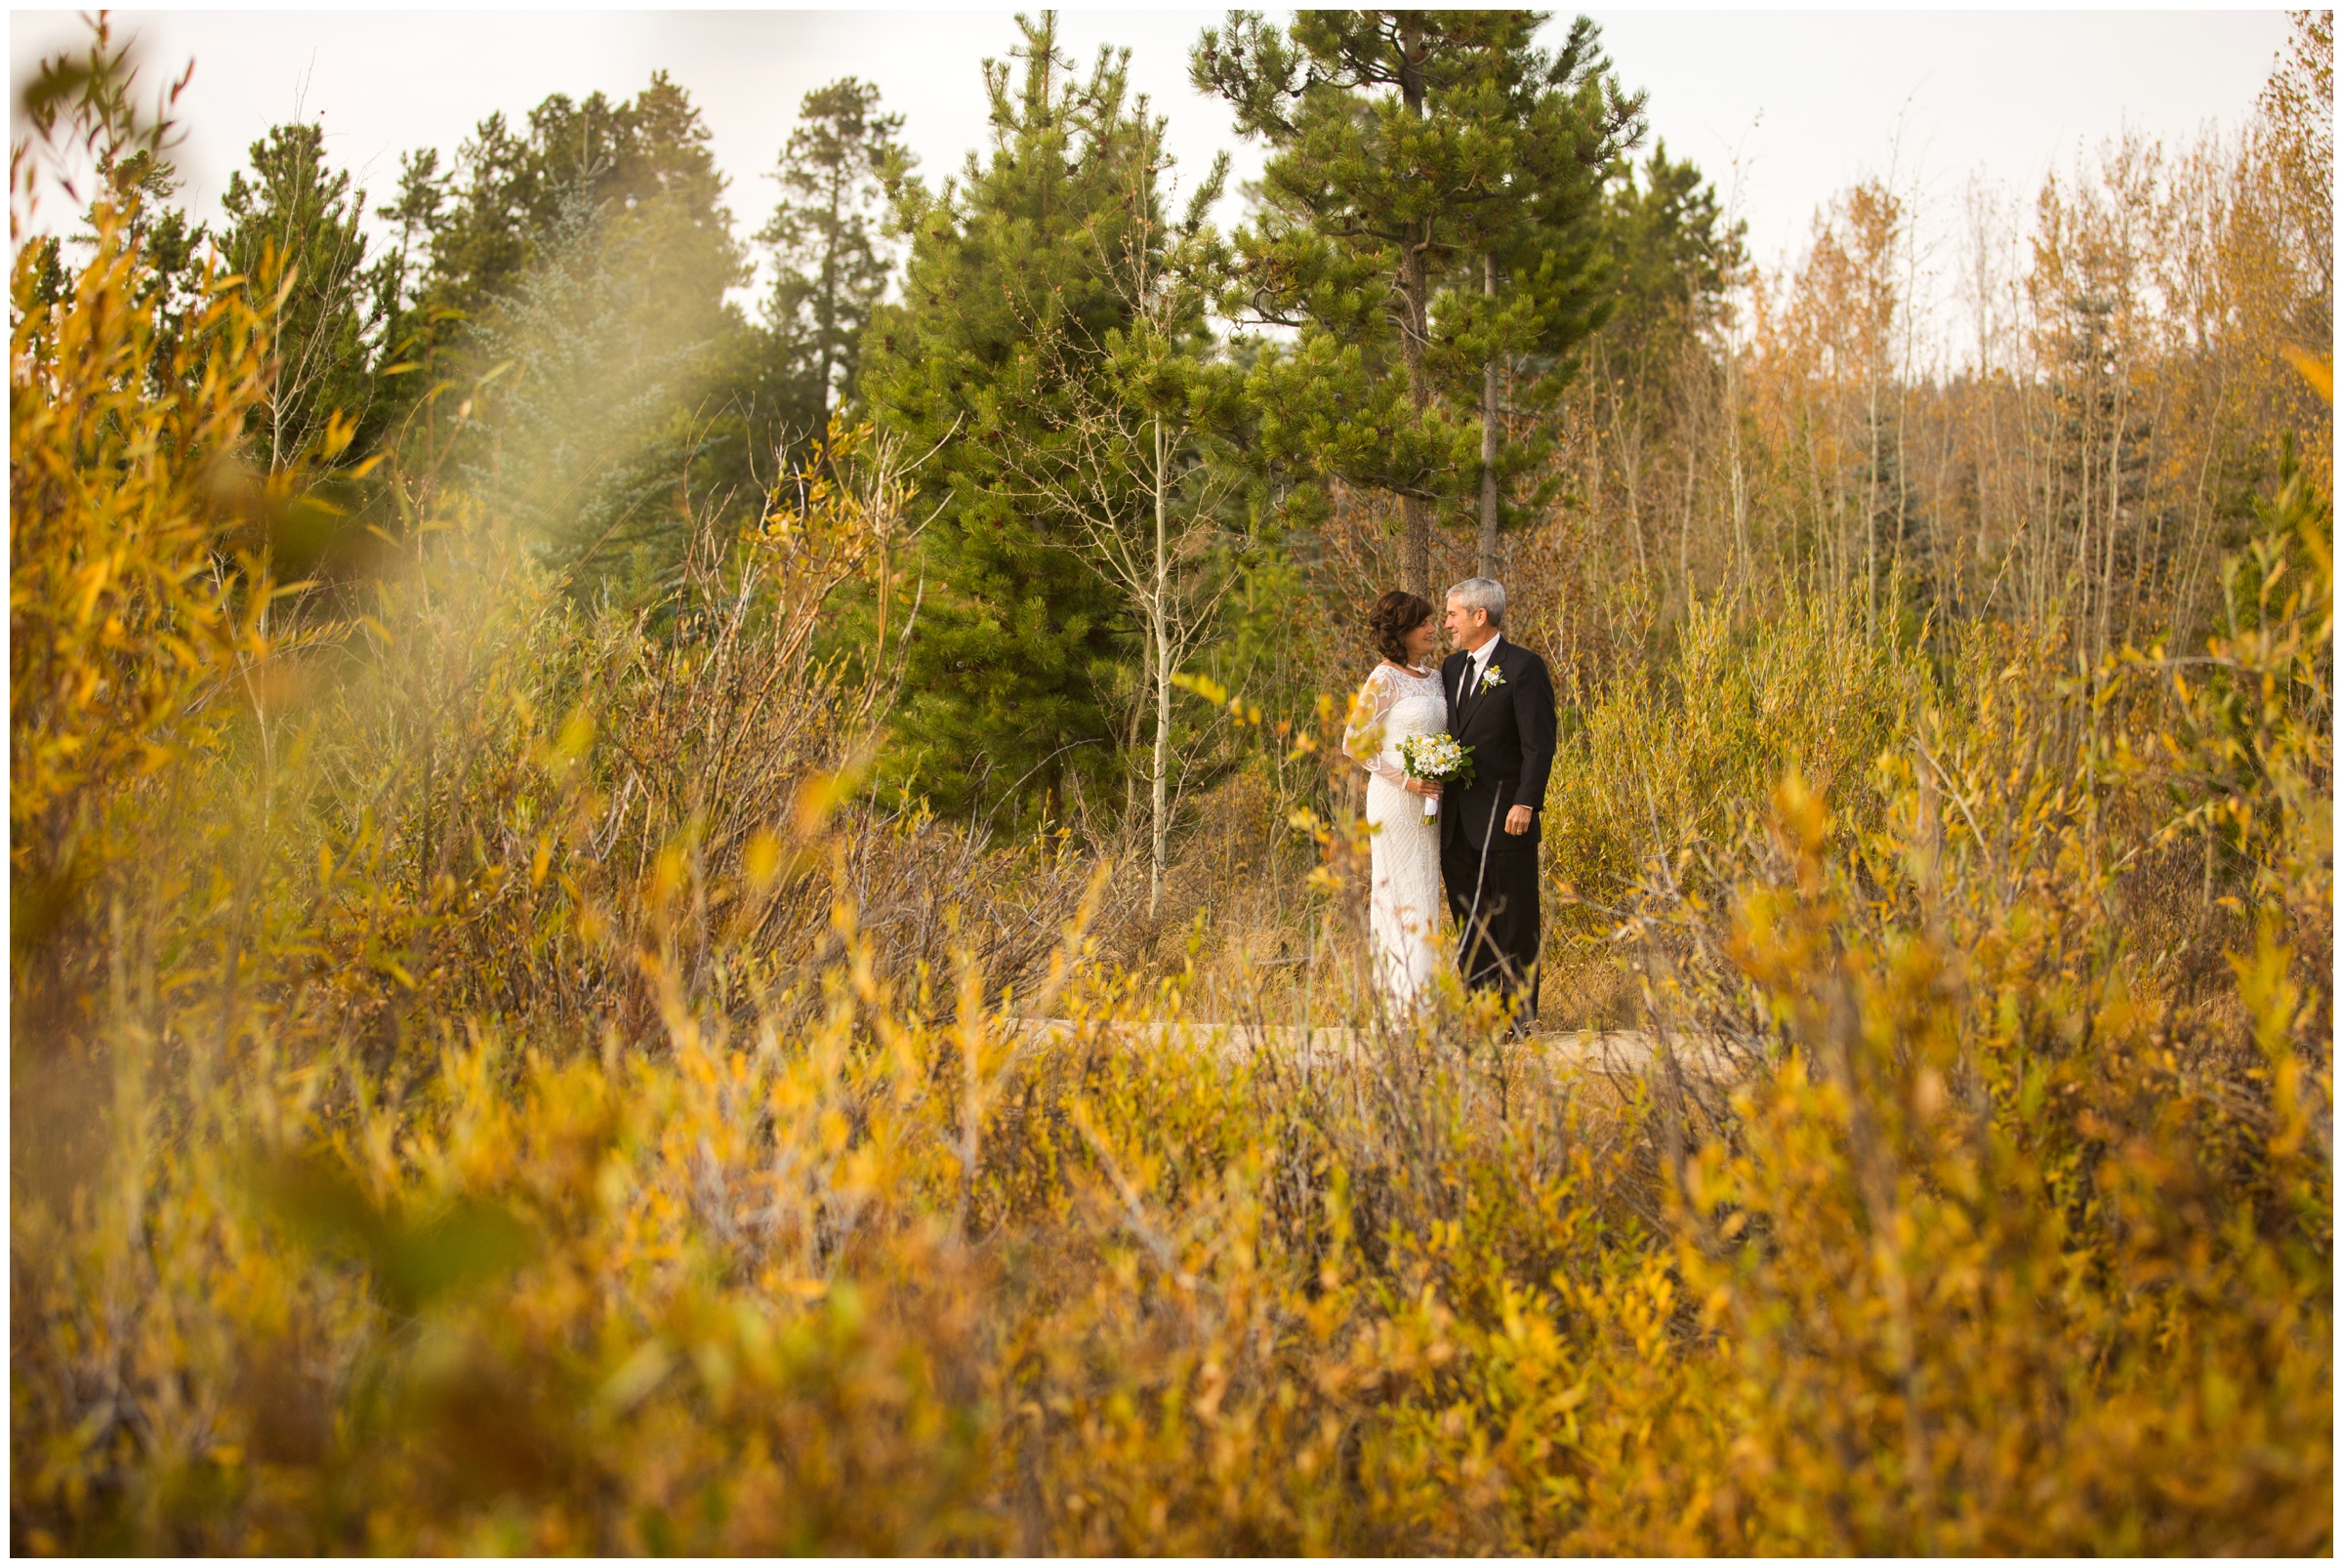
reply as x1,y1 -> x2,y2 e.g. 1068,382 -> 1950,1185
1342,577 -> 1557,1026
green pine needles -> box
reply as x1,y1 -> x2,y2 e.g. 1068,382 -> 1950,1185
1195,9 -> 1645,592
862,16 -> 1179,831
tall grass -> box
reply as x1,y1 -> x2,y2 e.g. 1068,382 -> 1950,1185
11,64 -> 2331,1555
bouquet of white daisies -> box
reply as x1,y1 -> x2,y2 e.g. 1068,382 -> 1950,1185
1396,731 -> 1474,818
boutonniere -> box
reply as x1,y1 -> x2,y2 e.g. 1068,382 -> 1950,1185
1478,663 -> 1506,691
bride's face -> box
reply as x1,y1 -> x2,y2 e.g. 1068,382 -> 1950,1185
1404,615 -> 1439,665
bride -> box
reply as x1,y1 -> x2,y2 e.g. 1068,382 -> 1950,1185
1342,590 -> 1448,1011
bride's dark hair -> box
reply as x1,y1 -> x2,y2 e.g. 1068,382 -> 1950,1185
1367,590 -> 1436,665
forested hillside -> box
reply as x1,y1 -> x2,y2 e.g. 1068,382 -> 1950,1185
12,10 -> 2330,1552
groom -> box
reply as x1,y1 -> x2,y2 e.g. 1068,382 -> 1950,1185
1438,578 -> 1557,1026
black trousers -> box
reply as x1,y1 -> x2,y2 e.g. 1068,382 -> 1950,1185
1441,794 -> 1541,1021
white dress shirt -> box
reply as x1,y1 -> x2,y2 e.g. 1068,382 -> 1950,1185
1466,633 -> 1503,695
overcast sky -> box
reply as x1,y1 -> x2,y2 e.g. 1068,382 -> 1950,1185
9,6 -> 2299,316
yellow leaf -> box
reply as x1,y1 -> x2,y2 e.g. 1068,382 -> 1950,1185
1172,671 -> 1229,706
551,705 -> 595,767
2281,344 -> 2332,404
744,829 -> 783,888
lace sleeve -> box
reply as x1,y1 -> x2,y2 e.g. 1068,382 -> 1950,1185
1342,668 -> 1409,788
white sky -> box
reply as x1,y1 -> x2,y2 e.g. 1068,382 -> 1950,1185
8,5 -> 2302,342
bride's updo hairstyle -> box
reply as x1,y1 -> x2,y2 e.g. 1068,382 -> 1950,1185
1367,590 -> 1436,665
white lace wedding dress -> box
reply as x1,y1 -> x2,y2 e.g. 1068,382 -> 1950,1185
1343,663 -> 1449,1011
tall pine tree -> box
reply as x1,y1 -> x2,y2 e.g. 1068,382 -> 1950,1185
219,121 -> 390,471
1436,18 -> 1645,575
395,75 -> 742,344
374,76 -> 751,582
859,15 -> 1166,830
757,79 -> 908,438
1195,10 -> 1641,593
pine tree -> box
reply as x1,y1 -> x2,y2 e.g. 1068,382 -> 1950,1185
858,15 -> 1167,831
403,76 -> 742,339
1194,9 -> 1641,594
1444,18 -> 1648,576
373,77 -> 752,580
218,121 -> 388,470
757,79 -> 908,437
1600,143 -> 1742,364
376,76 -> 745,439
460,184 -> 716,588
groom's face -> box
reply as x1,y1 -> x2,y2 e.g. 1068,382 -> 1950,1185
1444,596 -> 1492,651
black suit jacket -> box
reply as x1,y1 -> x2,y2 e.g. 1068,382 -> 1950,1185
1440,637 -> 1558,849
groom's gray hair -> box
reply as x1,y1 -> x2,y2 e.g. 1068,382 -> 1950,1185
1446,577 -> 1505,629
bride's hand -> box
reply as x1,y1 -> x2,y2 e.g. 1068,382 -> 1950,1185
1405,777 -> 1441,799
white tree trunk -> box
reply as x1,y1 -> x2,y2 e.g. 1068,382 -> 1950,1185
1149,418 -> 1172,918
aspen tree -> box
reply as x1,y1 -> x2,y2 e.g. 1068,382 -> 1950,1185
994,142 -> 1248,914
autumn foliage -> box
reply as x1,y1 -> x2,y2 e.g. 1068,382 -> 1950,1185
11,17 -> 2331,1557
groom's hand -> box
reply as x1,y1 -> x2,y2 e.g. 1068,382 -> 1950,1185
1504,805 -> 1533,836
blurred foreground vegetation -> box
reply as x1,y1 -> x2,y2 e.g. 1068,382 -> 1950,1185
12,13 -> 2333,1555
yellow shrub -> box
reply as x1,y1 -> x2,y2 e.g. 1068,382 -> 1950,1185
1543,587 -> 1925,942
10,175 -> 275,974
